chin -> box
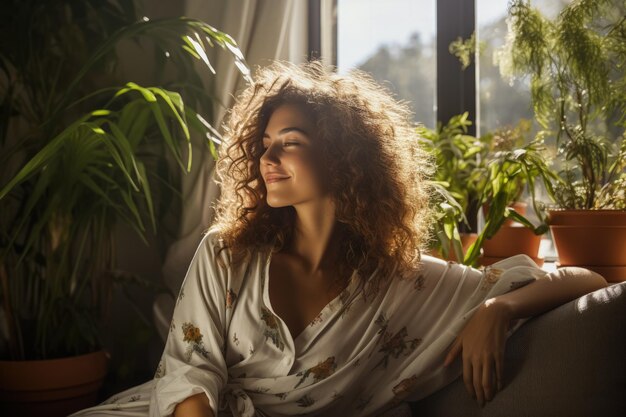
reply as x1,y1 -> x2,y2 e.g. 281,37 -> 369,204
266,196 -> 292,208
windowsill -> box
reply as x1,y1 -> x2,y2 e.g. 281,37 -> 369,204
541,261 -> 558,273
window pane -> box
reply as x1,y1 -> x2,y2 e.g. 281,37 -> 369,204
337,0 -> 436,128
477,1 -> 532,134
477,0 -> 572,134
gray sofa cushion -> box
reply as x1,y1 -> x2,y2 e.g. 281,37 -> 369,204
411,282 -> 626,416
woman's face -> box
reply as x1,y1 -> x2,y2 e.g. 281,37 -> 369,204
260,104 -> 326,208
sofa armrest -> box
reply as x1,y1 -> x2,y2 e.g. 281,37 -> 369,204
411,282 -> 626,417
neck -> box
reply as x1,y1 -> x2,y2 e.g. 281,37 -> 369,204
287,197 -> 339,273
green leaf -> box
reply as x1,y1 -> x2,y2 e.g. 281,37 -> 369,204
0,114 -> 90,200
118,184 -> 145,234
87,123 -> 139,191
136,161 -> 156,233
107,120 -> 141,181
118,100 -> 151,149
151,88 -> 190,140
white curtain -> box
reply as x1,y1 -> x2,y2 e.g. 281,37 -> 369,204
153,0 -> 308,341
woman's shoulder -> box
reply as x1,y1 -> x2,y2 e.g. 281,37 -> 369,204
200,226 -> 266,269
195,225 -> 221,251
202,226 -> 226,248
414,254 -> 470,278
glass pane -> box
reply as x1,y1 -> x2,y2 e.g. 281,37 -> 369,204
477,0 -> 531,134
477,0 -> 572,134
337,0 -> 437,128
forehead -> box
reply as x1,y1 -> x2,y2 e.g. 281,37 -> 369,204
264,104 -> 314,135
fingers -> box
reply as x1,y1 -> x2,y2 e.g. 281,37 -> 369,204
482,356 -> 493,402
462,355 -> 474,400
473,360 -> 484,407
495,350 -> 504,392
464,354 -> 497,407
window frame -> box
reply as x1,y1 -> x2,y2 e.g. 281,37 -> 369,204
311,0 -> 477,135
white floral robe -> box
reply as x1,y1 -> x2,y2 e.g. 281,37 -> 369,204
69,229 -> 548,417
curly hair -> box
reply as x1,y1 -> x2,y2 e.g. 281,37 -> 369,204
212,60 -> 433,291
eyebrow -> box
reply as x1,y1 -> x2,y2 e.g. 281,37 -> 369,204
262,127 -> 309,138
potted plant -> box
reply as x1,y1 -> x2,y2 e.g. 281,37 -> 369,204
469,121 -> 555,266
420,113 -> 553,266
498,0 -> 626,282
427,180 -> 471,262
0,1 -> 249,415
418,112 -> 485,262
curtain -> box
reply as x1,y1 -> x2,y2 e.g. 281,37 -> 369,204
153,0 -> 308,341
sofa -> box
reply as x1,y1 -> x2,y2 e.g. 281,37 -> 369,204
404,281 -> 626,416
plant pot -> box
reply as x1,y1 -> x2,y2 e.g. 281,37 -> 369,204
483,201 -> 527,227
548,210 -> 626,283
482,225 -> 543,259
430,233 -> 478,263
548,209 -> 626,227
0,350 -> 109,417
504,201 -> 527,226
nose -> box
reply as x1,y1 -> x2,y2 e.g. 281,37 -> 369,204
260,142 -> 280,166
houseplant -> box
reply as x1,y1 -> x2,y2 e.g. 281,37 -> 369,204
419,114 -> 553,266
418,112 -> 485,262
0,1 -> 249,414
498,0 -> 626,281
427,180 -> 470,262
468,121 -> 555,266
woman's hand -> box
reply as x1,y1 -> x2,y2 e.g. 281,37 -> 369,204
443,298 -> 513,407
442,266 -> 607,407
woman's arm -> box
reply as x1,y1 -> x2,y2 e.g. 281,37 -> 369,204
493,266 -> 607,319
173,393 -> 215,417
150,231 -> 229,416
444,266 -> 608,407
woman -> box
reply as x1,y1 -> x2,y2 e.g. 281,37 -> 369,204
71,60 -> 607,417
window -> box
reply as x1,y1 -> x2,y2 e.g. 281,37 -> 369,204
476,0 -> 569,134
476,1 -> 533,134
336,0 -> 437,128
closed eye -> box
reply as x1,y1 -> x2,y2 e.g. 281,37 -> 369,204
261,138 -> 304,149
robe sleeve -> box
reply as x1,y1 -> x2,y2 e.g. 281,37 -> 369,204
391,254 -> 550,402
443,254 -> 549,337
149,229 -> 229,417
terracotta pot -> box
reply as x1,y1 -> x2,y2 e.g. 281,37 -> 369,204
548,210 -> 626,283
482,224 -> 543,259
483,201 -> 527,227
430,233 -> 478,263
0,350 -> 109,417
548,209 -> 626,226
504,201 -> 527,226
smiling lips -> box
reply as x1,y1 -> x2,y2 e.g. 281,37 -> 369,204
264,173 -> 290,184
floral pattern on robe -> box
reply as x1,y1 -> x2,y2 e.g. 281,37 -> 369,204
69,228 -> 548,417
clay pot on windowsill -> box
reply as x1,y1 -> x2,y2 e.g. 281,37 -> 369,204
480,202 -> 544,266
502,201 -> 528,226
480,225 -> 544,265
0,350 -> 109,417
548,210 -> 626,283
